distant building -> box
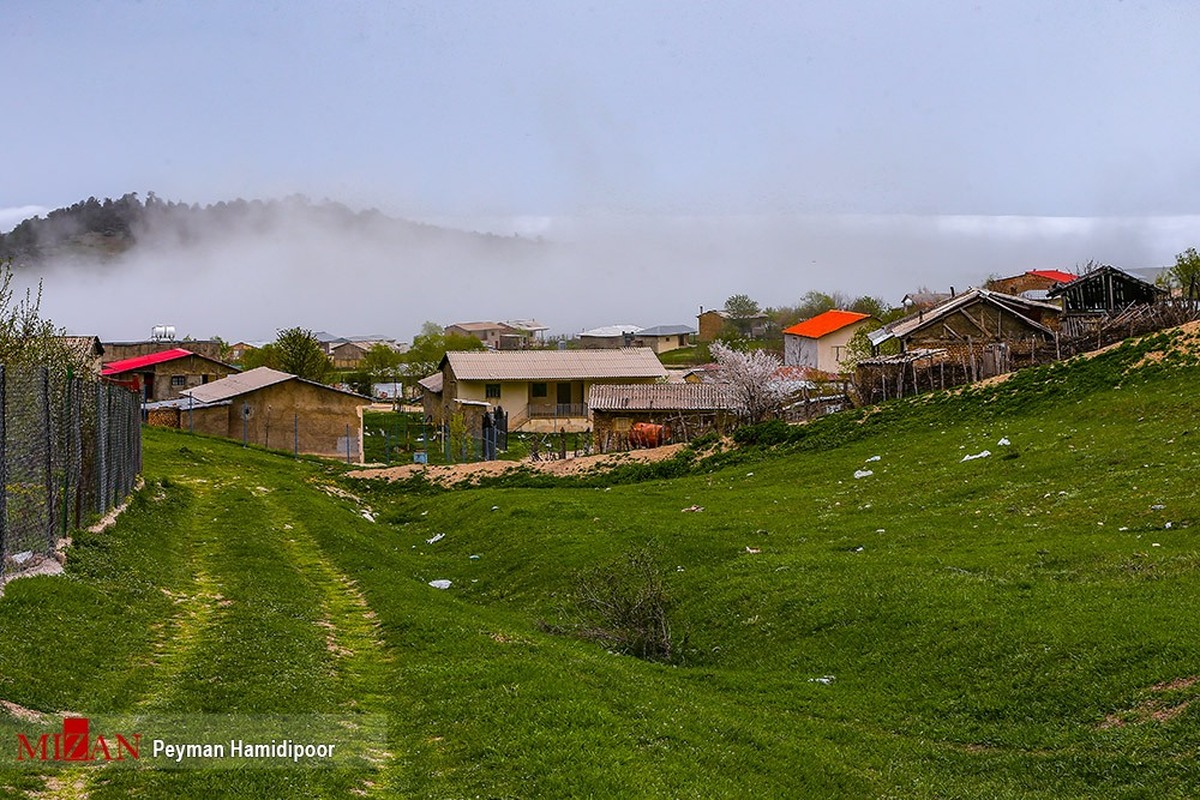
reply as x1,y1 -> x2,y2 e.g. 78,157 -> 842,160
578,324 -> 642,349
445,321 -> 531,349
986,269 -> 1077,297
696,309 -> 769,342
633,324 -> 695,354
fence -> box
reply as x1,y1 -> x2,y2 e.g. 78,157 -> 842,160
1,368 -> 142,581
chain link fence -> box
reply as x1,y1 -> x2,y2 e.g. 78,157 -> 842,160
1,368 -> 141,580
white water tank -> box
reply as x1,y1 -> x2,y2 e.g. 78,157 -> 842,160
151,324 -> 176,341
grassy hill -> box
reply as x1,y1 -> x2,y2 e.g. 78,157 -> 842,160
1,325 -> 1199,797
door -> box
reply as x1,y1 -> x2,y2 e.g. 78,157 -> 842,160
556,382 -> 572,414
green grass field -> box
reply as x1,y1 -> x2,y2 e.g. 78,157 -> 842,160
1,326 -> 1199,797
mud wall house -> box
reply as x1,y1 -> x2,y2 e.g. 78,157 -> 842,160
103,338 -> 224,363
418,372 -> 444,424
100,348 -> 241,402
633,325 -> 696,354
782,311 -> 876,374
578,324 -> 642,349
438,348 -> 667,431
870,288 -> 1061,379
330,341 -> 368,370
696,309 -> 769,342
589,382 -> 742,449
179,367 -> 371,461
986,269 -> 1077,297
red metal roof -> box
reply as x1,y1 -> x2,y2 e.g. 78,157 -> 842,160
101,348 -> 196,375
1027,269 -> 1076,284
783,310 -> 871,339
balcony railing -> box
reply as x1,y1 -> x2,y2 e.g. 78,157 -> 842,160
528,402 -> 588,418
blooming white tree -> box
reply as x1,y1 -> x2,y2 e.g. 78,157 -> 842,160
710,341 -> 790,423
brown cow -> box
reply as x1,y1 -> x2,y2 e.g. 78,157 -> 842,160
629,422 -> 670,448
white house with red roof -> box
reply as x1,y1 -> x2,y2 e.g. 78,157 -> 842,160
782,310 -> 877,374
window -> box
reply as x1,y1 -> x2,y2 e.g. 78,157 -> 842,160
171,375 -> 186,387
531,382 -> 547,398
485,383 -> 501,399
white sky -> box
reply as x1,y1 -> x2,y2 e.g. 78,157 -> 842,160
2,1 -> 1199,340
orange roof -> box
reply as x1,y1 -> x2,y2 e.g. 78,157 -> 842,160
782,310 -> 871,339
1027,269 -> 1076,284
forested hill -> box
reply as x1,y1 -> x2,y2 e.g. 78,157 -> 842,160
0,193 -> 533,265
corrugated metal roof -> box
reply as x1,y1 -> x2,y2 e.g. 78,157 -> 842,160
783,310 -> 872,339
1027,269 -> 1076,283
885,288 -> 1059,339
181,366 -> 372,404
102,348 -> 198,375
418,372 -> 443,393
579,324 -> 642,338
588,382 -> 743,411
636,324 -> 696,337
444,348 -> 667,381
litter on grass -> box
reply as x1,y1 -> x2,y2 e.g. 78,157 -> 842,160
865,455 -> 881,462
809,675 -> 836,685
428,579 -> 452,589
961,450 -> 991,462
998,437 -> 1011,446
853,469 -> 874,479
427,533 -> 445,544
361,510 -> 376,523
682,505 -> 705,512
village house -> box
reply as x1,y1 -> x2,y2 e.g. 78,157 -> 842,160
633,324 -> 695,354
986,269 -> 1077,298
103,337 -> 225,363
437,348 -> 667,431
445,321 -> 531,350
696,308 -> 770,342
330,340 -> 369,370
161,366 -> 372,461
101,348 -> 240,402
782,310 -> 876,374
869,288 -> 1061,378
578,324 -> 641,349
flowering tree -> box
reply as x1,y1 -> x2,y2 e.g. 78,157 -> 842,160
710,341 -> 790,423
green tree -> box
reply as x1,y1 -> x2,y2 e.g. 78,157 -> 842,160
1171,247 -> 1200,299
723,294 -> 761,318
273,327 -> 333,382
404,322 -> 486,380
0,259 -> 81,372
362,342 -> 403,383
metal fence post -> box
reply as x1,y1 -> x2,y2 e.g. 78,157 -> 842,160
345,423 -> 352,464
96,381 -> 106,515
43,367 -> 55,551
293,414 -> 299,457
0,366 -> 6,580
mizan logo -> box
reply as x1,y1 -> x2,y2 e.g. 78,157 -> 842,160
16,717 -> 141,762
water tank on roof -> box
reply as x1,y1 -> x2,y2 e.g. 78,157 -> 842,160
151,325 -> 176,341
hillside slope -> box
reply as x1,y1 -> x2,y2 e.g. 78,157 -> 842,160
0,325 -> 1197,798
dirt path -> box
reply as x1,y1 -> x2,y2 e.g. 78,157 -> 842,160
349,443 -> 690,487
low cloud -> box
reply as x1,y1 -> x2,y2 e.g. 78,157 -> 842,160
18,210 -> 1198,344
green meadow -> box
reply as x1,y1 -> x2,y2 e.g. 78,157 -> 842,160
1,326 -> 1199,798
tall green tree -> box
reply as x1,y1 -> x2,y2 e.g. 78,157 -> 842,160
1171,247 -> 1200,299
404,322 -> 486,380
270,327 -> 333,382
723,294 -> 761,318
